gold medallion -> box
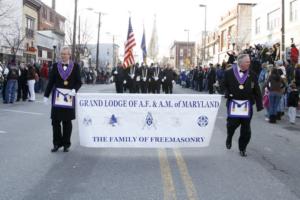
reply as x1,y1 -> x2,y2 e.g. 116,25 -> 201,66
64,80 -> 68,86
239,84 -> 244,90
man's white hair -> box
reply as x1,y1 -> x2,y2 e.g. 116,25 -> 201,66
237,54 -> 250,66
61,46 -> 72,55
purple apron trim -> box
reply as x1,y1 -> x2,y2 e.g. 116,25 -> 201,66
57,61 -> 74,81
233,64 -> 249,85
52,88 -> 75,109
228,100 -> 251,118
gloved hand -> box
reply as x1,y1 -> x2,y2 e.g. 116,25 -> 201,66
172,80 -> 175,84
69,89 -> 76,96
123,80 -> 127,84
43,97 -> 49,105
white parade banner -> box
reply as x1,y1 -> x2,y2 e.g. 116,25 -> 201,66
76,93 -> 222,148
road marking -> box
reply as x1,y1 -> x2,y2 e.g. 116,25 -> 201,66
0,109 -> 43,116
0,130 -> 7,134
173,149 -> 199,200
158,149 -> 177,200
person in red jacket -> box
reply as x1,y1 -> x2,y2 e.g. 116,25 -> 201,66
40,62 -> 49,93
291,44 -> 299,66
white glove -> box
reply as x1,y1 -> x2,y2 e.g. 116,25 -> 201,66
123,80 -> 127,84
154,77 -> 159,81
136,76 -> 140,81
43,97 -> 49,105
130,74 -> 134,79
172,80 -> 175,84
114,71 -> 118,75
69,89 -> 76,96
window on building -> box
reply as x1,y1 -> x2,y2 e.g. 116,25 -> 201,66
290,0 -> 299,22
255,18 -> 261,34
267,8 -> 280,30
47,51 -> 52,59
26,17 -> 34,38
180,48 -> 183,57
38,49 -> 42,57
59,20 -> 65,32
221,30 -> 225,51
42,7 -> 47,19
50,12 -> 53,22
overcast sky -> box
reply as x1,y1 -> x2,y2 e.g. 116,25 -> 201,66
42,0 -> 257,58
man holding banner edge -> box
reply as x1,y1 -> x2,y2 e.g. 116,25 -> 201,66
223,54 -> 263,157
44,46 -> 82,153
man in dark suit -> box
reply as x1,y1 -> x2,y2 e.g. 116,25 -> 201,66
223,54 -> 263,157
162,64 -> 177,94
44,46 -> 82,152
112,62 -> 126,93
207,63 -> 216,94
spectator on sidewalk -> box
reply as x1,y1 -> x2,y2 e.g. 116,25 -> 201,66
287,83 -> 299,124
17,63 -> 28,102
4,60 -> 19,104
291,44 -> 299,66
40,62 -> 49,93
27,64 -> 36,102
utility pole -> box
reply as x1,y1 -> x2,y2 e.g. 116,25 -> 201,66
72,0 -> 78,60
96,12 -> 101,72
199,4 -> 207,64
77,15 -> 81,63
281,0 -> 285,59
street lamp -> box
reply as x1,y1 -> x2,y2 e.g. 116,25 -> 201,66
199,4 -> 207,64
53,45 -> 56,62
87,8 -> 106,72
106,32 -> 116,69
184,29 -> 190,68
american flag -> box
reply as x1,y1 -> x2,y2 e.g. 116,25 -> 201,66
123,17 -> 136,68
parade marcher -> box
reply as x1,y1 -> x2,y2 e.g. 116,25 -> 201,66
27,64 -> 36,102
151,64 -> 162,93
162,64 -> 177,94
140,63 -> 149,93
223,54 -> 263,157
127,63 -> 138,93
207,63 -> 216,94
44,46 -> 82,152
4,60 -> 19,104
112,62 -> 126,93
17,63 -> 28,102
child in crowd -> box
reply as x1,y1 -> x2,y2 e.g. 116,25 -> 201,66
287,83 -> 299,124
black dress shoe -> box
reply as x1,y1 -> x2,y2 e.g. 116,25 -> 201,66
51,145 -> 61,152
63,147 -> 69,152
239,151 -> 247,157
226,139 -> 232,149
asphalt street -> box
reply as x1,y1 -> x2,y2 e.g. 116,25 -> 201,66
0,83 -> 300,200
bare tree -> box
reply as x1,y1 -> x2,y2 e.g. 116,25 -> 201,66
0,0 -> 14,28
1,22 -> 26,61
65,17 -> 92,62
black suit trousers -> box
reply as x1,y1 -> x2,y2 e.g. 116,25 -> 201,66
226,117 -> 252,151
52,120 -> 72,147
